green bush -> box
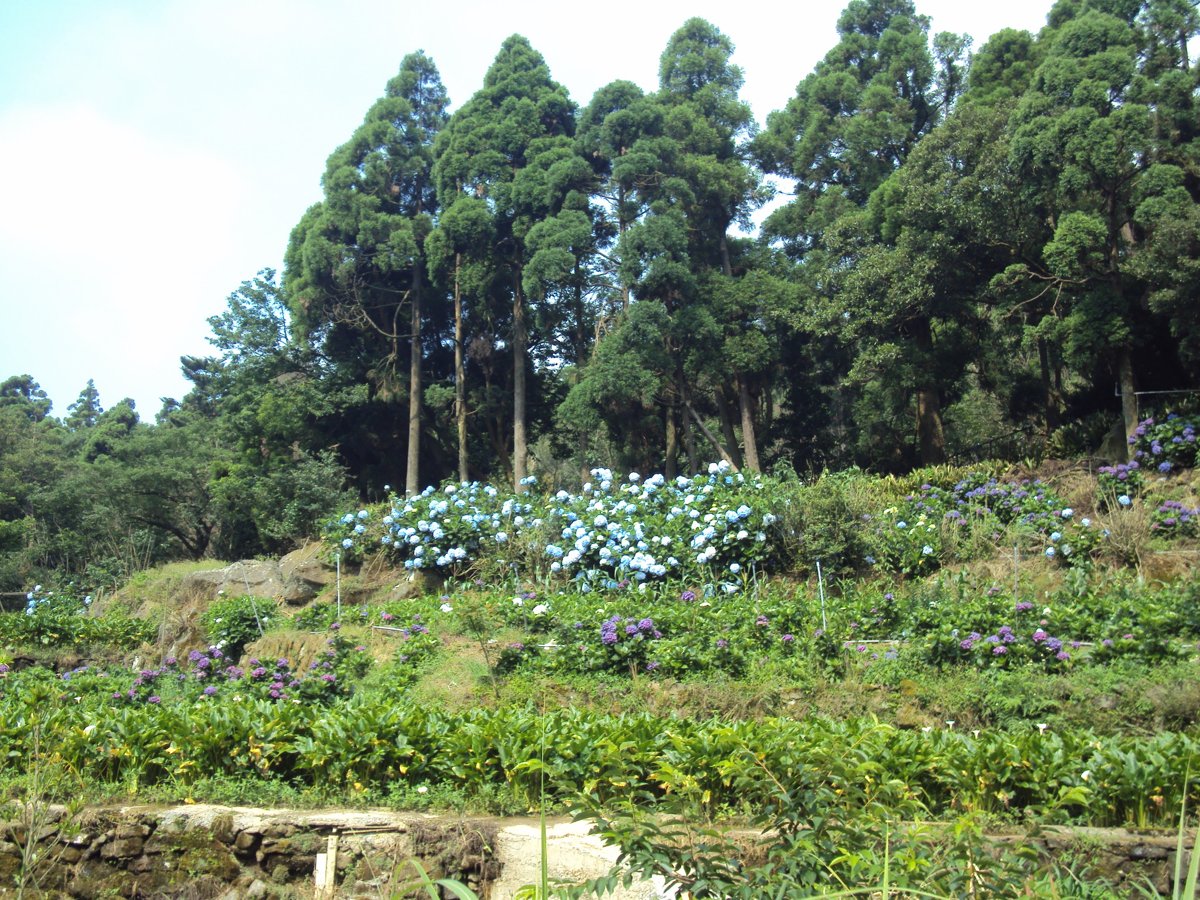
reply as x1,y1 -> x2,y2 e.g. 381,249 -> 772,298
199,595 -> 278,659
0,586 -> 153,651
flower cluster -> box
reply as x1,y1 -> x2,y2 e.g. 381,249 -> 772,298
1151,500 -> 1200,536
1041,508 -> 1103,567
600,613 -> 663,646
327,463 -> 782,589
868,476 -> 1099,574
328,481 -> 536,571
1129,414 -> 1199,473
941,617 -> 1086,669
542,462 -> 777,588
869,506 -> 941,576
1098,461 -> 1144,498
576,612 -> 664,675
949,474 -> 1065,528
22,585 -> 92,617
377,611 -> 440,666
109,638 -> 368,705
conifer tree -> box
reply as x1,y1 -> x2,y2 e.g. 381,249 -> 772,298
433,35 -> 576,490
65,380 -> 103,431
1009,0 -> 1200,444
286,51 -> 449,494
757,0 -> 968,464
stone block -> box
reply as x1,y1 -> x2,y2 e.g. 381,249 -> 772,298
234,830 -> 260,852
101,836 -> 144,859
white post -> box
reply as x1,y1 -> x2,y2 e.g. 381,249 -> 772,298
816,559 -> 828,632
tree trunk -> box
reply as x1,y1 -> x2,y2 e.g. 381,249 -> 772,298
513,270 -> 528,492
916,388 -> 947,466
454,253 -> 468,482
618,185 -> 631,313
405,263 -> 422,497
1118,346 -> 1138,456
580,430 -> 592,487
912,316 -> 946,466
1038,337 -> 1060,437
685,403 -> 741,471
720,231 -> 761,471
572,259 -> 592,484
678,375 -> 699,475
715,389 -> 744,469
737,375 -> 761,473
664,402 -> 678,481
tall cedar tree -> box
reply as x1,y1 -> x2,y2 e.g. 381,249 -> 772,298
594,19 -> 762,475
1009,0 -> 1200,446
757,0 -> 968,465
433,36 -> 576,491
286,52 -> 449,495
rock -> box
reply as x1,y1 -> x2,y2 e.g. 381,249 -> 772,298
217,881 -> 257,900
245,879 -> 270,898
59,845 -> 82,863
181,560 -> 317,606
128,854 -> 154,874
1131,843 -> 1169,860
234,830 -> 260,853
280,580 -> 316,605
101,836 -> 144,859
391,570 -> 439,599
279,543 -> 335,604
280,543 -> 334,588
1097,417 -> 1129,462
210,813 -> 235,843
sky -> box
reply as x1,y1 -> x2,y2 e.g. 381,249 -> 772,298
0,0 -> 1057,420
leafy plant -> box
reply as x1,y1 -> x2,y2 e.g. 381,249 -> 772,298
389,858 -> 479,900
199,594 -> 277,659
1129,414 -> 1200,475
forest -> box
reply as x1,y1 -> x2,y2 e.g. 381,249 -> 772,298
2,0 -> 1198,590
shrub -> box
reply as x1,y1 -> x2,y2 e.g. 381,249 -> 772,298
199,595 -> 277,659
1129,413 -> 1200,474
327,463 -> 788,589
0,586 -> 152,651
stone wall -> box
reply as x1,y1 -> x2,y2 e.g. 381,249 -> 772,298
0,803 -> 1192,898
0,804 -> 501,899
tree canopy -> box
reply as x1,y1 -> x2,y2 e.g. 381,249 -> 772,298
5,1 -> 1200,587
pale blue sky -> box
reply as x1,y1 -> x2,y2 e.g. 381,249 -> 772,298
0,0 -> 1054,419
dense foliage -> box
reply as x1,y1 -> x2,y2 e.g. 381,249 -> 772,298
3,664 -> 1194,829
3,0 -> 1198,590
2,453 -> 1199,895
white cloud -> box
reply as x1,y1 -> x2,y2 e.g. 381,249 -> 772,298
0,104 -> 248,414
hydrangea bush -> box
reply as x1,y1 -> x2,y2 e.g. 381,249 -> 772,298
107,634 -> 370,706
1129,413 -> 1199,474
1151,500 -> 1200,536
0,585 -> 151,649
327,462 -> 784,589
866,475 -> 1102,575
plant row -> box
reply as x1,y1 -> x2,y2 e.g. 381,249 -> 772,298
324,457 -> 1200,589
0,675 -> 1195,830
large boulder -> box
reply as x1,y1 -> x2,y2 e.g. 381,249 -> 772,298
182,551 -> 332,606
279,543 -> 336,599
